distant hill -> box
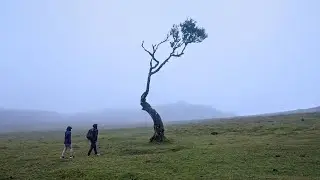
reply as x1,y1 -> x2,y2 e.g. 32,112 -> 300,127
0,102 -> 235,133
258,106 -> 320,116
0,109 -> 68,132
155,101 -> 234,120
283,106 -> 320,114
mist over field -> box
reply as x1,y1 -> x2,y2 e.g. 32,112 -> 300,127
1,104 -> 319,133
0,101 -> 236,132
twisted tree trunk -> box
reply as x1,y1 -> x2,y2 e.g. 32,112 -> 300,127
139,34 -> 187,143
140,67 -> 165,142
140,98 -> 165,142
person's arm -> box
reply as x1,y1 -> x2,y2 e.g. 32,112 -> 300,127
94,130 -> 98,142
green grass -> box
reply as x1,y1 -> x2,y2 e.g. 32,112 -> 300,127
0,113 -> 320,180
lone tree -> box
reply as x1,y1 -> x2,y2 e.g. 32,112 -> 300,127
140,18 -> 208,143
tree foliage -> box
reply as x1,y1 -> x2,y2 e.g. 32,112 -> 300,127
141,18 -> 208,77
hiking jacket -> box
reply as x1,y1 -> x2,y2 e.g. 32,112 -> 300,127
64,130 -> 72,144
90,128 -> 99,142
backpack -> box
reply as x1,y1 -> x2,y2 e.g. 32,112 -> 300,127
86,129 -> 93,140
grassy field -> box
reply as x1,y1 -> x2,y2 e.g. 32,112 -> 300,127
0,113 -> 320,180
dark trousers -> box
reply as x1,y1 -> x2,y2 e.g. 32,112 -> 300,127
88,140 -> 97,155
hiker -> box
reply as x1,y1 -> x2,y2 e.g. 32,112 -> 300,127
61,126 -> 74,159
86,124 -> 100,156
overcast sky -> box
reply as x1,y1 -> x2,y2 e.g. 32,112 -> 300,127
0,0 -> 319,115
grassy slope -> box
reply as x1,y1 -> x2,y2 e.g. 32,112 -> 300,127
0,113 -> 319,180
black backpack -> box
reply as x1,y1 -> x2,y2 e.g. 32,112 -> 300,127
86,129 -> 93,140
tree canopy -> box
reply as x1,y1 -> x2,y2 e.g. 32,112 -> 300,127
141,18 -> 208,75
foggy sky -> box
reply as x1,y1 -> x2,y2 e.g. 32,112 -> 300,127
0,0 -> 319,115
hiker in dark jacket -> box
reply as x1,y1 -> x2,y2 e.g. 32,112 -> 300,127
61,126 -> 74,159
87,124 -> 100,156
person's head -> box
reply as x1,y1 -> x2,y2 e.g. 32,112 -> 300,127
93,124 -> 98,129
66,126 -> 72,131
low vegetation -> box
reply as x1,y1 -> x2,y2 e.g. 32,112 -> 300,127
0,113 -> 319,179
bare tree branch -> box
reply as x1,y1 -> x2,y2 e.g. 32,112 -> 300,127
151,43 -> 188,75
154,34 -> 169,52
149,58 -> 153,68
142,35 -> 169,70
141,41 -> 153,57
142,41 -> 160,69
151,59 -> 159,69
141,34 -> 169,57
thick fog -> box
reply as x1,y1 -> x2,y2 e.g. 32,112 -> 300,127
1,0 -> 319,116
